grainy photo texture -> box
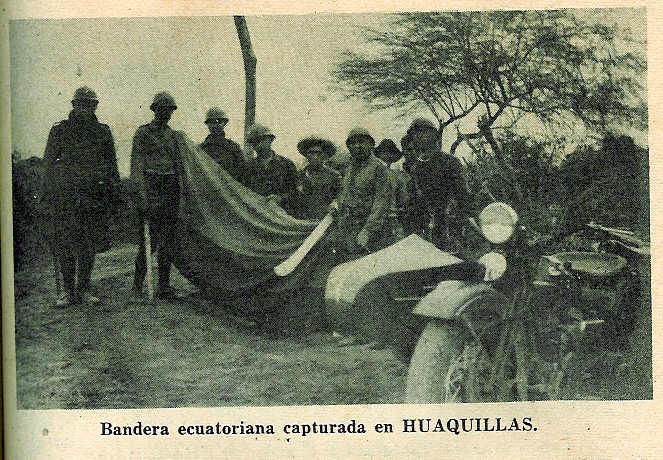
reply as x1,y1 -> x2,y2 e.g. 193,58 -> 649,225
10,9 -> 650,409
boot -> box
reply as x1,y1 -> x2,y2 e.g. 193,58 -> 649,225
79,290 -> 100,305
155,285 -> 185,300
56,290 -> 74,307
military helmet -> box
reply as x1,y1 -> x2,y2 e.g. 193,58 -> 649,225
150,92 -> 177,111
205,107 -> 228,123
297,136 -> 336,158
246,123 -> 275,144
72,86 -> 98,103
345,127 -> 375,146
407,118 -> 439,136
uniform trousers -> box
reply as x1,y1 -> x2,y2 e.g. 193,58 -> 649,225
58,207 -> 98,297
133,173 -> 180,291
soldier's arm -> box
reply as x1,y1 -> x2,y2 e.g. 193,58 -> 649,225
129,128 -> 147,204
330,169 -> 342,197
103,127 -> 122,211
103,126 -> 121,183
231,140 -> 246,166
41,125 -> 60,196
329,170 -> 349,218
449,156 -> 474,219
360,163 -> 392,238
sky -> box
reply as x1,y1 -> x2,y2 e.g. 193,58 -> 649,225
10,9 -> 647,176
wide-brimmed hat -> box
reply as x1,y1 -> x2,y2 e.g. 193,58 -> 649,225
375,139 -> 402,163
407,118 -> 439,136
400,133 -> 412,150
297,136 -> 337,158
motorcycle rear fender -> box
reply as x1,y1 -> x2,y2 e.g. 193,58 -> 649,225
413,280 -> 508,321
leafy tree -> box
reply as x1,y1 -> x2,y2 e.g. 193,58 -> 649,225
333,10 -> 646,152
334,11 -> 648,399
559,134 -> 649,233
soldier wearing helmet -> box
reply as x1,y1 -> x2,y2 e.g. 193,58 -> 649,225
330,128 -> 392,257
239,123 -> 297,210
199,107 -> 244,180
375,138 -> 410,242
42,86 -> 121,306
402,117 -> 474,249
129,91 -> 184,301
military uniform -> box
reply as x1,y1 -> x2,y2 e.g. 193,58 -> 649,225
293,165 -> 342,220
42,91 -> 120,302
387,167 -> 410,241
129,100 -> 184,296
241,152 -> 297,203
404,152 -> 473,248
199,133 -> 244,180
335,154 -> 392,255
199,107 -> 245,180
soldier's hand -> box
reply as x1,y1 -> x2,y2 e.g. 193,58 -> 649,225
357,229 -> 370,248
267,194 -> 282,204
478,252 -> 507,282
328,200 -> 339,216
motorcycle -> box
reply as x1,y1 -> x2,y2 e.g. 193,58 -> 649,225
323,201 -> 518,403
323,201 -> 645,403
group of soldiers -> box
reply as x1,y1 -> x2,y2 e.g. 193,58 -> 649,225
41,86 -> 474,307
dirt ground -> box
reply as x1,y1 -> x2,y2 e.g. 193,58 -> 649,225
13,244 -> 652,409
14,245 -> 406,409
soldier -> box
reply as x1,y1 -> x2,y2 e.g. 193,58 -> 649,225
42,86 -> 121,306
199,107 -> 244,180
331,128 -> 392,258
402,118 -> 474,249
292,136 -> 341,220
375,139 -> 410,242
129,92 -> 184,301
240,123 -> 297,209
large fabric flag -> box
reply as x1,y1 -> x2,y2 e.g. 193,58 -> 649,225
171,133 -> 328,296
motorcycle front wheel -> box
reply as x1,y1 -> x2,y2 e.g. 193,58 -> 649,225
405,319 -> 505,403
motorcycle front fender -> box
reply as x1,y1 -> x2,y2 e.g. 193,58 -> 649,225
413,280 -> 508,321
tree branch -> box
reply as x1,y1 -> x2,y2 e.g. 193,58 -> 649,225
234,16 -> 257,149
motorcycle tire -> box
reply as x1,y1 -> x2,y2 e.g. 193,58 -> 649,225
405,319 -> 500,403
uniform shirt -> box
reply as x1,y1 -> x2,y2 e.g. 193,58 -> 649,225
129,121 -> 183,203
131,122 -> 178,175
389,168 -> 410,212
199,132 -> 244,180
293,165 -> 342,220
336,154 -> 392,250
240,150 -> 297,200
404,152 -> 473,239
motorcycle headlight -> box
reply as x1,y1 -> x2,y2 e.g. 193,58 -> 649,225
479,202 -> 519,244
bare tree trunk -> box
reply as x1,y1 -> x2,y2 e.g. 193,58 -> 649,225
234,16 -> 256,154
